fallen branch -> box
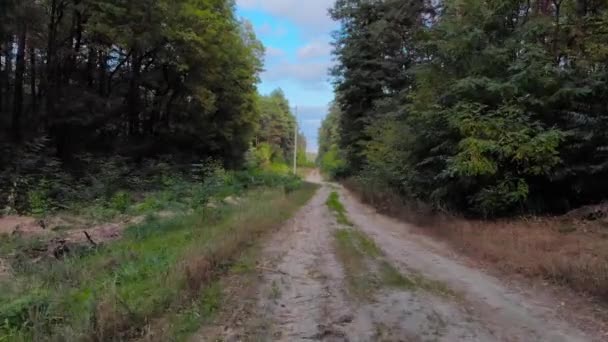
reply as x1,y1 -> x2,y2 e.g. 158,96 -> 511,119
83,231 -> 97,247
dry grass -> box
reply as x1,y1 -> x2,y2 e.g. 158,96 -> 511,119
344,179 -> 608,303
0,183 -> 319,341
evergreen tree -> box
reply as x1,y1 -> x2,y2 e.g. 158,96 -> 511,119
329,0 -> 608,216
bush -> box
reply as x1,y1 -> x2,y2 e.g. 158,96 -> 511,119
108,191 -> 131,213
253,143 -> 273,167
28,186 -> 51,217
319,145 -> 348,179
0,291 -> 50,332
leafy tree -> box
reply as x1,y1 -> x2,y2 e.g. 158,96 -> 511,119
254,89 -> 302,164
330,0 -> 608,216
318,103 -> 347,177
0,0 -> 267,210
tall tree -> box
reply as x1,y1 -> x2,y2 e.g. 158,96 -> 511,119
1,0 -> 264,172
12,16 -> 26,142
330,0 -> 608,216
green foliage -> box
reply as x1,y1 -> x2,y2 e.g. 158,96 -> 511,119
320,146 -> 348,179
1,0 -> 267,207
329,0 -> 608,216
252,143 -> 274,167
0,174 -> 318,340
108,191 -> 131,214
0,291 -> 50,333
27,180 -> 52,217
326,192 -> 352,226
169,282 -> 222,339
317,104 -> 348,178
252,89 -> 308,172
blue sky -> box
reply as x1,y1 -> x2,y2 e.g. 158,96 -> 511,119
236,0 -> 337,152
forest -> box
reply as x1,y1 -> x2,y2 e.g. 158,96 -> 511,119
0,0 -> 307,214
0,1 -> 318,339
320,0 -> 608,217
3,0 -> 608,339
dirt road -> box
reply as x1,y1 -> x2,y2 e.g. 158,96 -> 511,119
215,171 -> 595,341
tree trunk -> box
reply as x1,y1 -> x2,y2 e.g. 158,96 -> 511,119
30,45 -> 37,114
3,36 -> 13,114
98,51 -> 106,96
45,0 -> 62,132
128,52 -> 142,136
13,24 -> 26,142
576,0 -> 587,16
87,47 -> 95,88
0,40 -> 3,113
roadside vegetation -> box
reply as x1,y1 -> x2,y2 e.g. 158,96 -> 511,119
346,180 -> 608,303
0,167 -> 317,341
326,192 -> 352,226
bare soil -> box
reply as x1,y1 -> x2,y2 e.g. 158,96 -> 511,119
0,214 -> 135,263
200,171 -> 600,341
0,214 -> 126,243
0,215 -> 48,236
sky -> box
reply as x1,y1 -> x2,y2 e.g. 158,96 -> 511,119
236,0 -> 337,153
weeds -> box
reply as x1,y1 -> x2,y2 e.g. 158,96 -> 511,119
0,181 -> 318,340
108,191 -> 131,213
270,280 -> 282,300
167,282 -> 223,340
334,227 -> 456,301
334,228 -> 378,299
328,192 -> 454,301
378,261 -> 415,289
326,191 -> 352,226
27,180 -> 53,217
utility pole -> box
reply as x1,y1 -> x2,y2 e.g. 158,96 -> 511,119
293,106 -> 298,175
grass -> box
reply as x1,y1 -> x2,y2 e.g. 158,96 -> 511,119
334,228 -> 379,299
333,227 -> 456,300
345,178 -> 608,303
378,261 -> 415,289
326,191 -> 353,226
328,192 -> 454,301
269,280 -> 282,300
0,182 -> 319,341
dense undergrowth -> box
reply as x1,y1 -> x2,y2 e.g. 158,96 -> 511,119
1,153 -> 301,218
0,166 -> 316,341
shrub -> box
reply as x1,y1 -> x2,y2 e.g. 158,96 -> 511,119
320,145 -> 347,179
27,180 -> 53,217
108,191 -> 131,213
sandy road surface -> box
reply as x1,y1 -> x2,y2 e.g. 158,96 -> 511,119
214,170 -> 594,341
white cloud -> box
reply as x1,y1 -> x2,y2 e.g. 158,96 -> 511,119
237,0 -> 336,34
263,61 -> 331,84
297,39 -> 332,60
256,22 -> 288,37
265,46 -> 285,58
